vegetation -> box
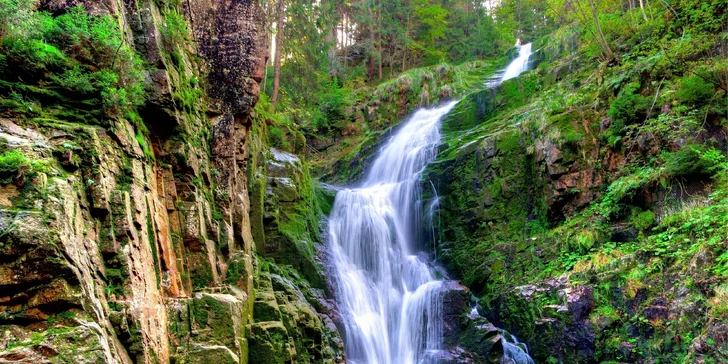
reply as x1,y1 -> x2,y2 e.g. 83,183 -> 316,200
0,0 -> 726,361
399,0 -> 728,361
0,1 -> 145,123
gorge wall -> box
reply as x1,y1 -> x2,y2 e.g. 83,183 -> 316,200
0,0 -> 342,363
423,30 -> 728,363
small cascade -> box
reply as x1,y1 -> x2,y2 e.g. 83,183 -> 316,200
427,180 -> 440,260
501,335 -> 536,364
328,43 -> 537,364
501,43 -> 533,82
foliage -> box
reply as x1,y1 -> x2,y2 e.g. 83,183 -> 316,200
268,126 -> 287,149
159,10 -> 188,48
311,78 -> 353,132
0,1 -> 146,120
607,83 -> 650,133
664,145 -> 727,177
677,75 -> 715,107
0,149 -> 28,183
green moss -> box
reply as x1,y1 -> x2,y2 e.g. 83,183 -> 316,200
190,255 -> 214,290
677,75 -> 715,107
145,203 -> 161,288
0,149 -> 29,184
314,182 -> 336,216
135,129 -> 155,160
0,4 -> 146,121
191,294 -> 239,348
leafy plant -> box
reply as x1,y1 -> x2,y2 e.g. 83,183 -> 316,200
677,75 -> 715,107
664,145 -> 726,177
268,126 -> 288,149
0,149 -> 29,184
608,83 -> 650,133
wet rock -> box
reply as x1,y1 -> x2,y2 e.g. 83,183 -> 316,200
248,321 -> 297,364
186,0 -> 266,114
185,344 -> 239,364
566,285 -> 594,321
441,281 -> 470,342
190,292 -> 249,354
254,291 -> 282,322
269,177 -> 298,202
0,324 -> 109,364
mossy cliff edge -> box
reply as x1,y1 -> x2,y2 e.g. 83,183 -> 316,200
423,10 -> 728,363
0,0 -> 342,363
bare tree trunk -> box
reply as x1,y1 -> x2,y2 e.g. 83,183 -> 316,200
638,0 -> 648,21
271,0 -> 284,111
343,14 -> 348,68
368,3 -> 376,80
377,0 -> 382,81
261,0 -> 273,95
402,12 -> 410,72
587,0 -> 616,61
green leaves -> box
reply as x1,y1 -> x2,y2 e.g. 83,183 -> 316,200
664,144 -> 727,177
677,75 -> 715,107
414,0 -> 448,42
0,3 -> 146,120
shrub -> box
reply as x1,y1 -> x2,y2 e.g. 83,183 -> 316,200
0,149 -> 29,184
677,75 -> 715,107
269,126 -> 287,149
0,4 -> 146,118
608,83 -> 650,133
1,37 -> 66,76
664,145 -> 726,177
313,78 -> 352,132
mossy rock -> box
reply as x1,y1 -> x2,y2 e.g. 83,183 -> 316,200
247,321 -> 295,364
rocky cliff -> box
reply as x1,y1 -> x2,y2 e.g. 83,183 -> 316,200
0,0 -> 342,363
424,25 -> 728,363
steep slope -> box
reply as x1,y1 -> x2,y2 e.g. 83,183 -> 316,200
425,7 -> 728,363
0,0 -> 342,363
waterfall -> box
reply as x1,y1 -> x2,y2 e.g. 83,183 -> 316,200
502,335 -> 536,364
328,45 -> 535,364
328,103 -> 456,364
501,43 -> 533,82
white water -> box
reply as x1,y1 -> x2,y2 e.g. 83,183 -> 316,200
502,335 -> 536,364
328,44 -> 535,364
501,43 -> 533,82
329,102 -> 455,364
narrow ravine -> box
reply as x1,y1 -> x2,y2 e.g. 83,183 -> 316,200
328,43 -> 536,364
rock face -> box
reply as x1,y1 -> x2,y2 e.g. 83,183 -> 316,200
435,281 -> 526,364
0,0 -> 342,363
484,278 -> 597,362
421,28 -> 728,363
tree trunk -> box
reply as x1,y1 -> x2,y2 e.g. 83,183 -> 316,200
368,4 -> 376,80
638,0 -> 648,21
377,0 -> 382,81
343,14 -> 348,68
271,0 -> 284,111
588,0 -> 616,61
402,12 -> 410,72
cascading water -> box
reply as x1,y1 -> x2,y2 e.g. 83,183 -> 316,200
502,43 -> 533,82
328,44 -> 534,364
328,103 -> 456,364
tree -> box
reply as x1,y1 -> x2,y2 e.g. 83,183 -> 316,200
586,0 -> 616,61
413,0 -> 449,64
271,0 -> 284,111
